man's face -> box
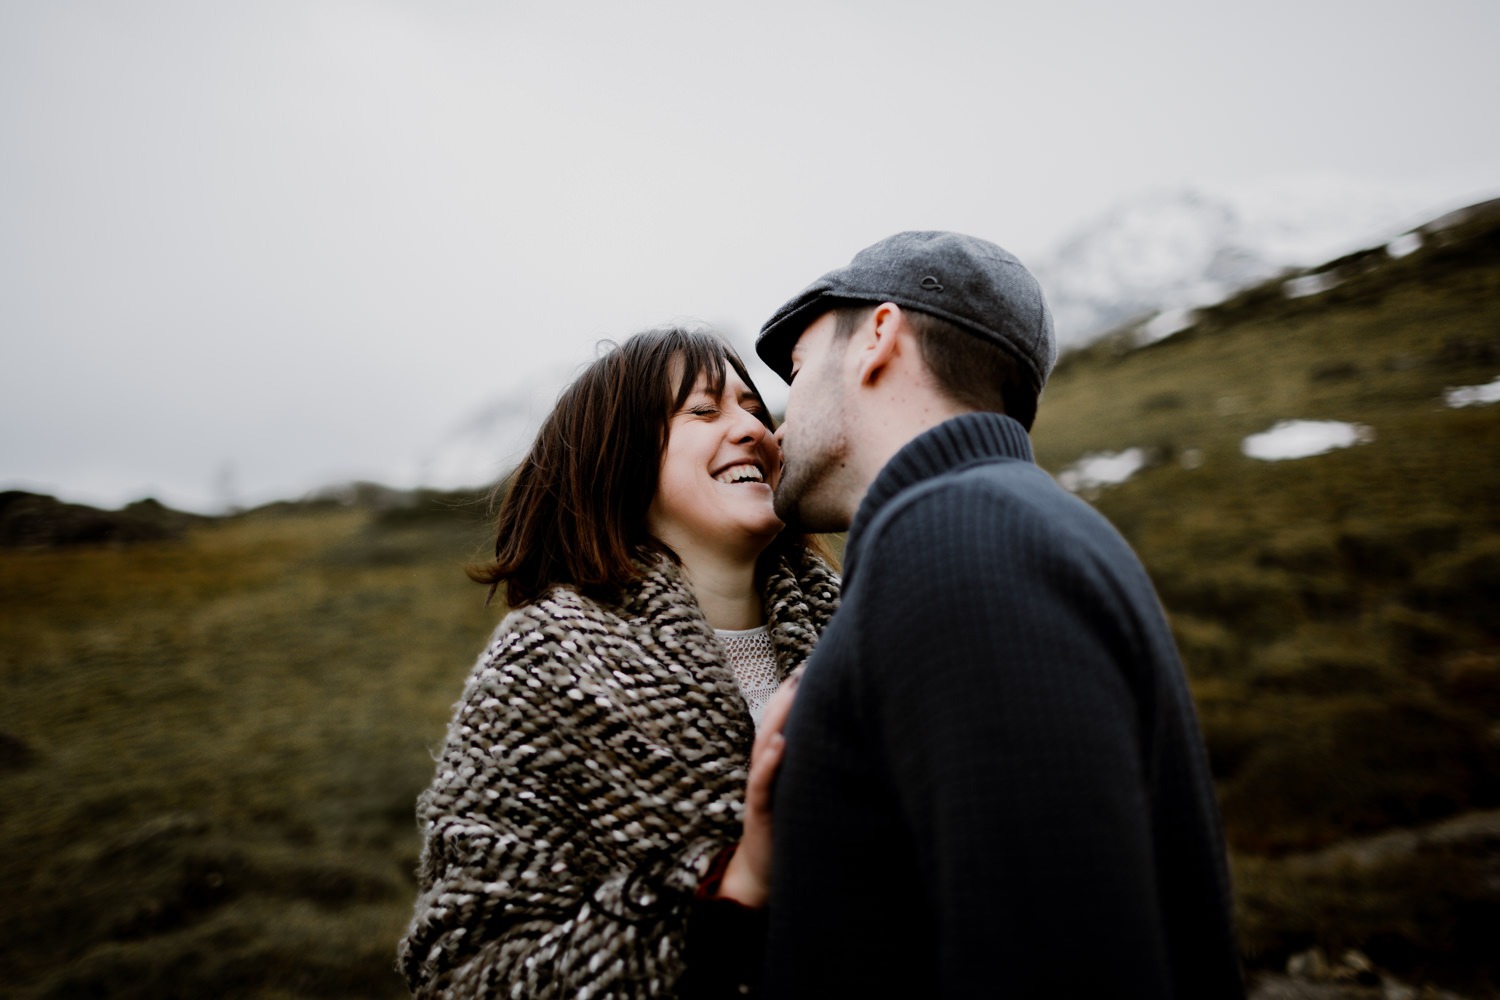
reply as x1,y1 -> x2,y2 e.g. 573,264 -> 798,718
773,311 -> 856,533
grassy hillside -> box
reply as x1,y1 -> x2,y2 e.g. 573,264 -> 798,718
1,205 -> 1497,997
1031,202 -> 1500,993
0,503 -> 498,998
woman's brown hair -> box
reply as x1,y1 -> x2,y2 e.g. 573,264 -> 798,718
470,325 -> 821,608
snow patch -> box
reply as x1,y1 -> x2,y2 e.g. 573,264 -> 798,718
1138,308 -> 1198,345
1057,448 -> 1148,494
1241,420 -> 1374,461
1443,376 -> 1500,408
1283,272 -> 1341,299
1386,232 -> 1423,258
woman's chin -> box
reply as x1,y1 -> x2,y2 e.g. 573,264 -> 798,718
718,504 -> 782,554
743,494 -> 784,534
748,516 -> 787,550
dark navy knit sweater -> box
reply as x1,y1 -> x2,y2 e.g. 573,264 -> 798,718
764,413 -> 1244,998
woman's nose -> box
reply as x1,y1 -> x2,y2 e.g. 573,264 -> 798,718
731,406 -> 768,443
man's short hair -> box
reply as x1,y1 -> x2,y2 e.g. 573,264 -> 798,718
829,301 -> 1040,430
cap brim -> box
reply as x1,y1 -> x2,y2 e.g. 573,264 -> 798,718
755,282 -> 839,383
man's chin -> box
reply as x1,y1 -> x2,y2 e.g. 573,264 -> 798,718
774,486 -> 848,535
771,485 -> 808,532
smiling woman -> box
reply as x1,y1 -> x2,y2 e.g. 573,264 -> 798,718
648,363 -> 785,600
398,326 -> 840,999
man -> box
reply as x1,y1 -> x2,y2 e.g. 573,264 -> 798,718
754,232 -> 1244,997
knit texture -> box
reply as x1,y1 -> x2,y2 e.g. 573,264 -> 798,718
715,626 -> 778,728
399,548 -> 838,999
765,413 -> 1244,998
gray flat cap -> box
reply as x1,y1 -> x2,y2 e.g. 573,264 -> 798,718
756,230 -> 1056,391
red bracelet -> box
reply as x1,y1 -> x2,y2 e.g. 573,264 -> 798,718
695,843 -> 738,900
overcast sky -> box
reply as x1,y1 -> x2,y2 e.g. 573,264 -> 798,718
3,0 -> 1497,512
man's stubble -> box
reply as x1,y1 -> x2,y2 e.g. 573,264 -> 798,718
773,371 -> 855,535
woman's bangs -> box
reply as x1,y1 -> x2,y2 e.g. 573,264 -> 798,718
670,333 -> 731,410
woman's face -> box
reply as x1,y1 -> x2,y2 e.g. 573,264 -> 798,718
647,361 -> 783,562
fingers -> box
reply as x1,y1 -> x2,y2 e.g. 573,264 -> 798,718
749,720 -> 787,780
746,665 -> 807,817
745,730 -> 785,813
755,666 -> 805,750
733,672 -> 802,907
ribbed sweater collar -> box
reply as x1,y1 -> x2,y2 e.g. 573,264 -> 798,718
845,412 -> 1034,572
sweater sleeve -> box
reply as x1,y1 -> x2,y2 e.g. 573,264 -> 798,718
680,852 -> 769,1000
854,482 -> 1178,995
398,613 -> 743,999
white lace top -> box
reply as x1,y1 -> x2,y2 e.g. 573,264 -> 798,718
715,625 -> 779,729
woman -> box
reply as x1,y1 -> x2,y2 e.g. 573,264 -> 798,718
398,326 -> 840,999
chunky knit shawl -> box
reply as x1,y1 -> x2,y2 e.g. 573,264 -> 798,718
399,548 -> 840,999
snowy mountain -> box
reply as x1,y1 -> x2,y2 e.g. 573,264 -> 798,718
1030,176 -> 1446,350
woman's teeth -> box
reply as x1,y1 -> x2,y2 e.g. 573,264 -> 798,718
714,464 -> 764,485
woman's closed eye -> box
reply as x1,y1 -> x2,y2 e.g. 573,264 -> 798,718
684,393 -> 765,422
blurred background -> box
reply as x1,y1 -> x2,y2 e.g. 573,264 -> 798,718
3,2 -> 1499,998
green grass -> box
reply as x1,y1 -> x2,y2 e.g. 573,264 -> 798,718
0,507 -> 497,998
2,208 -> 1499,997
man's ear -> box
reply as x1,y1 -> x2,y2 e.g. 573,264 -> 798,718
854,302 -> 907,387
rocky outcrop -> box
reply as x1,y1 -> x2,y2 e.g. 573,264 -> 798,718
1252,947 -> 1472,999
1241,810 -> 1500,1000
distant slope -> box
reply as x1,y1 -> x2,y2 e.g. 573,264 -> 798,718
0,491 -> 208,547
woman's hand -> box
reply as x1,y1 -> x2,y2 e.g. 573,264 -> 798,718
716,666 -> 804,908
